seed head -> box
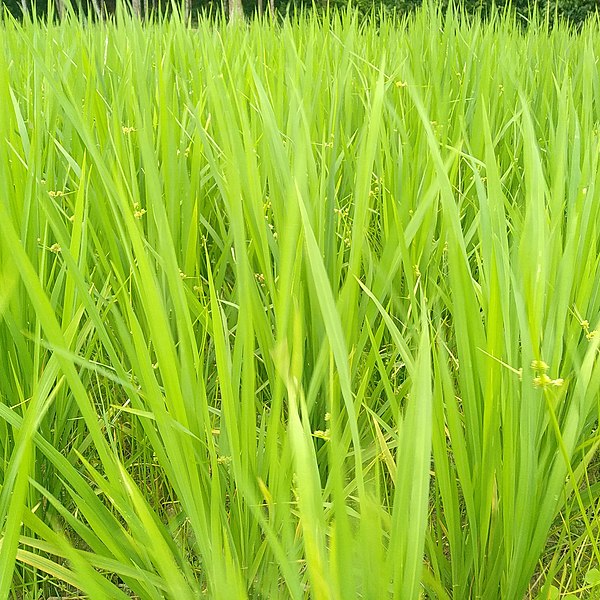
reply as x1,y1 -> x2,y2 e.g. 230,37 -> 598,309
530,360 -> 549,372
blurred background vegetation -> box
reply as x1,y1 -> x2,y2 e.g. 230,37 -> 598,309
1,0 -> 598,26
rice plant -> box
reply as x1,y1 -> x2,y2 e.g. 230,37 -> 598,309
1,4 -> 600,598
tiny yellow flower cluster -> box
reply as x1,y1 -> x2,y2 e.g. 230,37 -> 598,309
176,144 -> 192,158
313,414 -> 331,440
263,198 -> 278,240
49,243 -> 61,254
530,359 -> 549,372
580,318 -> 599,340
531,360 -> 563,389
533,374 -> 564,388
370,174 -> 383,196
122,125 -> 136,134
318,134 -> 335,149
133,202 -> 146,219
334,202 -> 354,248
48,190 -> 64,198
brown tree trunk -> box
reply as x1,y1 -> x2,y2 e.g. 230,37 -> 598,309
184,0 -> 192,20
132,0 -> 141,17
228,0 -> 243,20
90,0 -> 103,18
55,0 -> 65,19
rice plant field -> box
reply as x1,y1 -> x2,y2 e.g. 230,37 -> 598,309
2,5 -> 600,598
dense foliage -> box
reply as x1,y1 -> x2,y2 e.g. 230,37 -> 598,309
2,5 -> 600,600
1,0 -> 599,24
